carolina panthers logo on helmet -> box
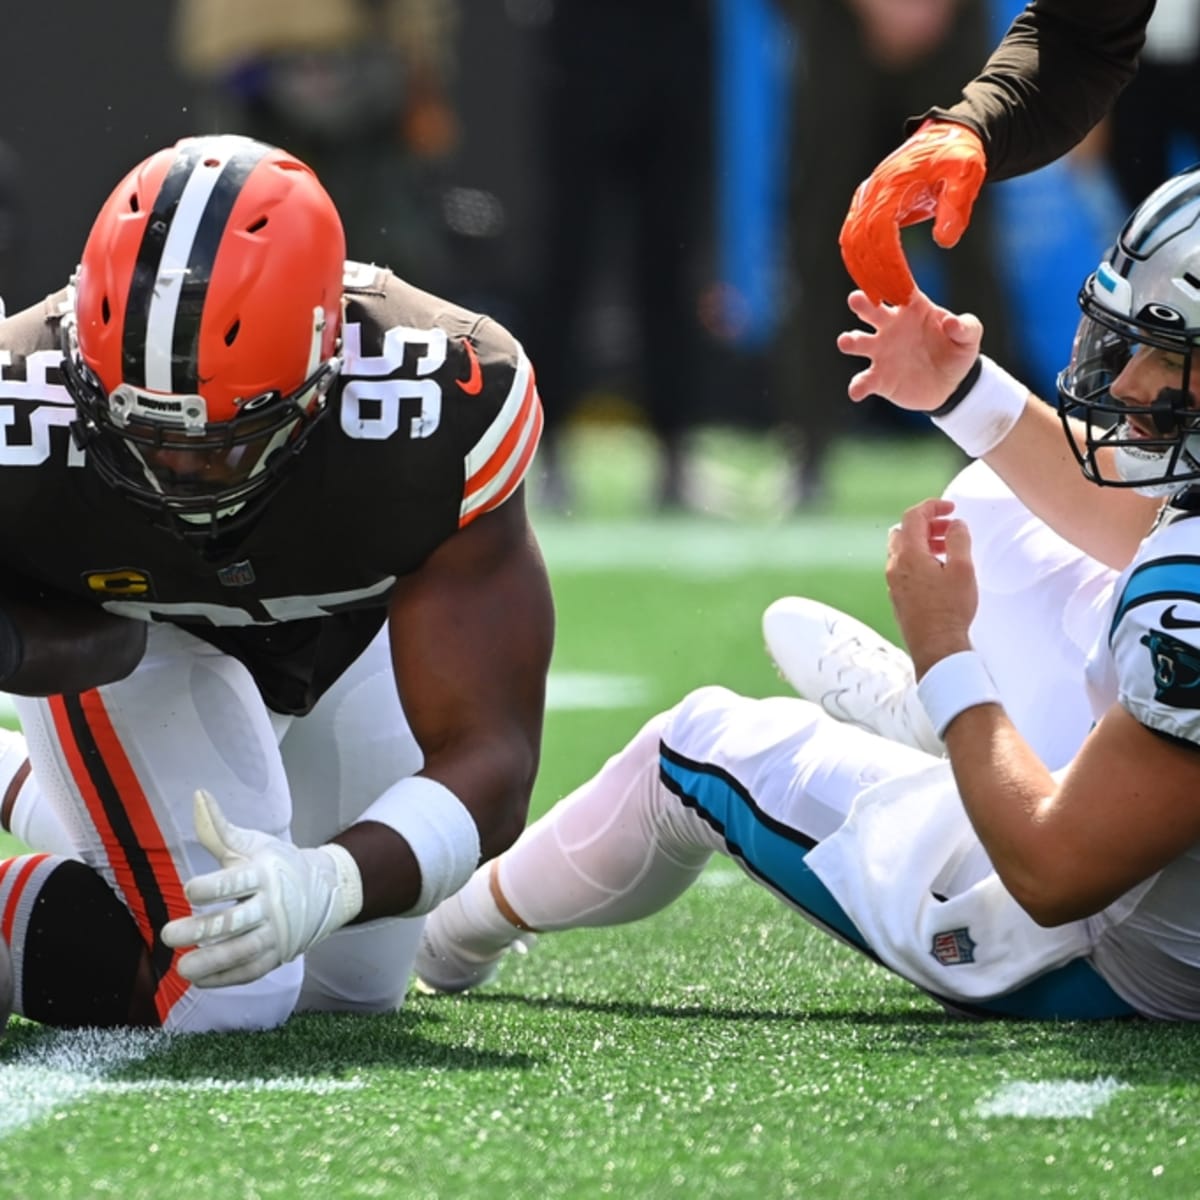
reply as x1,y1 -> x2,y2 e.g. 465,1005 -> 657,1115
1141,628 -> 1200,707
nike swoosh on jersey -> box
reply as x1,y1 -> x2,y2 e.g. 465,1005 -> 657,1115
456,337 -> 483,395
1160,604 -> 1200,630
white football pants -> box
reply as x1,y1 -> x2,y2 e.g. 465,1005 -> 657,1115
447,461 -> 1136,1016
11,620 -> 425,1032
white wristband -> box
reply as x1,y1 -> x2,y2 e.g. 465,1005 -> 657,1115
916,650 -> 1002,738
931,355 -> 1028,458
317,842 -> 365,930
359,776 -> 482,915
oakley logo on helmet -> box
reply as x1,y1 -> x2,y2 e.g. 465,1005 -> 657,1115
1138,303 -> 1187,329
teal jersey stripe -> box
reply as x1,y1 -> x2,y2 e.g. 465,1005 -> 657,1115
1110,555 -> 1200,641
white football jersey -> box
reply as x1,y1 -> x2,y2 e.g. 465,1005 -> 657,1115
1085,501 -> 1200,1019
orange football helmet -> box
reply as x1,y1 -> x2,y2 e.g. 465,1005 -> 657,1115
62,135 -> 346,535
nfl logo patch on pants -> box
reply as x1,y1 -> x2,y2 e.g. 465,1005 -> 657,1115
932,927 -> 976,966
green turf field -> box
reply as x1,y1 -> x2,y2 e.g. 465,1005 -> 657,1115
4,429 -> 1199,1200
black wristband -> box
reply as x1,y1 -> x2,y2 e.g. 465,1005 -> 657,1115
929,357 -> 983,418
0,608 -> 24,688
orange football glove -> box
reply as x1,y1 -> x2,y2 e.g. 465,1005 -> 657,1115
839,120 -> 987,306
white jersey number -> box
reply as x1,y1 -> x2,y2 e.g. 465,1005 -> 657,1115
339,321 -> 446,441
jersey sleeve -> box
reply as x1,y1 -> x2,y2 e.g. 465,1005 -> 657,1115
1110,556 -> 1200,745
912,0 -> 1153,182
458,346 -> 543,528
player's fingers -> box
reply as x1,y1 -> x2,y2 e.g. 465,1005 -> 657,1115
932,172 -> 984,249
163,894 -> 268,949
182,863 -> 262,906
845,289 -> 889,324
174,925 -> 276,984
837,327 -> 875,362
894,498 -> 954,549
942,310 -> 984,350
944,518 -> 974,567
184,953 -> 278,989
840,208 -> 915,306
846,367 -> 877,403
849,235 -> 915,307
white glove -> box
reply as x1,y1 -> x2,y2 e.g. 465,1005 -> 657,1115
161,789 -> 364,988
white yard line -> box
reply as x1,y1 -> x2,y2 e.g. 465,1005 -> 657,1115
976,1077 -> 1130,1119
546,671 -> 651,711
536,517 -> 888,575
0,1027 -> 363,1139
1,1028 -> 167,1136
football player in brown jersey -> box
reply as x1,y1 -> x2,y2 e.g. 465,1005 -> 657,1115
840,0 -> 1155,306
0,134 -> 553,1031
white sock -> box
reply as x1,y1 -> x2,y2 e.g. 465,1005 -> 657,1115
0,725 -> 75,855
437,710 -> 716,959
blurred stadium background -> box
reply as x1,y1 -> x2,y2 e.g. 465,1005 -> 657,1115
4,3 -> 1200,1197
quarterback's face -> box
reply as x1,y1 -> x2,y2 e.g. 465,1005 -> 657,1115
1111,344 -> 1200,437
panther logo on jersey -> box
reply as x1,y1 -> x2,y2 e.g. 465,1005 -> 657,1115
1141,627 -> 1200,707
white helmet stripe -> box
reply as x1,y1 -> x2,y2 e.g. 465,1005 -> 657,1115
124,136 -> 268,394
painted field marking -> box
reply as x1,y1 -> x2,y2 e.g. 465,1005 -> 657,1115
546,671 -> 650,711
976,1077 -> 1129,1119
0,671 -> 652,727
2,1028 -> 167,1137
1,1028 -> 362,1140
537,516 -> 888,575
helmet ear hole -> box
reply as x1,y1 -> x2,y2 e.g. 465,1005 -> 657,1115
246,216 -> 268,234
101,297 -> 111,325
224,320 -> 240,347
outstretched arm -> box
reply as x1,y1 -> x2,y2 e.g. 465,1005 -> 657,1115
839,0 -> 1154,304
932,0 -> 1154,183
838,288 -> 1159,567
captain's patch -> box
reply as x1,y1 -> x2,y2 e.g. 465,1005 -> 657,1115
82,568 -> 153,598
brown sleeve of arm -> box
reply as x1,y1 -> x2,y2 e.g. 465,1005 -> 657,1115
0,587 -> 147,696
908,0 -> 1154,182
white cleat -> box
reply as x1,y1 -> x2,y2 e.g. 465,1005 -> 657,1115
413,917 -> 535,996
762,596 -> 944,756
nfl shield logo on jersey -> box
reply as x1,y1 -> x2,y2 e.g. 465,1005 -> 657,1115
217,559 -> 257,587
931,927 -> 976,966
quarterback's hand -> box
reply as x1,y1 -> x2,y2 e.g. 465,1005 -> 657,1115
839,120 -> 987,305
886,499 -> 978,678
161,789 -> 364,988
838,287 -> 982,410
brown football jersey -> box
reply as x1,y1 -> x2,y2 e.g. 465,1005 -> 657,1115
0,263 -> 542,713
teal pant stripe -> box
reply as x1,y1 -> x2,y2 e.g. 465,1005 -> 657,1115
659,750 -> 871,954
963,959 -> 1136,1020
659,748 -> 1139,1021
